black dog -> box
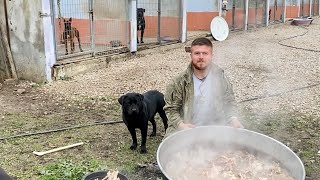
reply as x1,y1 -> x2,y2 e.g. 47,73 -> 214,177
63,17 -> 83,55
137,8 -> 146,43
118,90 -> 168,154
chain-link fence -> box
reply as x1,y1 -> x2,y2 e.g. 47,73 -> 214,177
137,0 -> 182,44
247,0 -> 267,28
312,0 -> 319,15
269,0 -> 285,24
300,0 -> 311,17
52,0 -> 130,60
225,0 -> 246,30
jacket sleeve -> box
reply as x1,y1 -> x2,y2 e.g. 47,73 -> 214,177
164,79 -> 184,130
221,71 -> 239,121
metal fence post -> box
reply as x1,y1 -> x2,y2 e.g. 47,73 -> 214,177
310,0 -> 312,16
266,0 -> 270,26
180,0 -> 187,43
130,0 -> 137,52
245,0 -> 249,30
283,0 -> 287,22
89,0 -> 95,56
157,0 -> 161,44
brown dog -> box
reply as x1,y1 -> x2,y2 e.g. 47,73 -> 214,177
63,18 -> 83,55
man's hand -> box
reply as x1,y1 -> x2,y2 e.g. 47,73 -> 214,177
228,117 -> 244,128
178,122 -> 196,130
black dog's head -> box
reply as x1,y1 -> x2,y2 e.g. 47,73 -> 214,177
137,8 -> 145,20
118,93 -> 144,115
64,17 -> 72,31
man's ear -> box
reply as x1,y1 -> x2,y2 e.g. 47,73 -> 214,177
118,95 -> 124,105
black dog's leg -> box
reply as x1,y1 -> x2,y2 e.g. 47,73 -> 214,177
140,29 -> 144,43
149,118 -> 156,137
140,126 -> 148,154
128,128 -> 137,150
158,109 -> 168,131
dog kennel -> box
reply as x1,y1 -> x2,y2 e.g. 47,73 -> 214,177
247,0 -> 267,28
137,0 -> 183,45
269,0 -> 285,24
52,0 -> 130,60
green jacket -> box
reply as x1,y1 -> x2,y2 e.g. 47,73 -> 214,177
164,63 -> 238,137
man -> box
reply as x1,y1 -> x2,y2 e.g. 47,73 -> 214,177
164,37 -> 243,137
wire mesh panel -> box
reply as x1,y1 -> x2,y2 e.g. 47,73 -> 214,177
53,0 -> 92,60
248,0 -> 267,28
92,0 -> 129,56
312,0 -> 319,15
137,0 -> 159,44
286,0 -> 299,18
160,0 -> 181,43
225,0 -> 246,30
300,0 -> 311,17
269,0 -> 285,23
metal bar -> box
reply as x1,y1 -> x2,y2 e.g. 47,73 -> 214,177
89,0 -> 95,56
310,0 -> 312,16
50,0 -> 58,63
266,0 -> 270,26
130,0 -> 137,52
245,0 -> 249,30
283,0 -> 286,22
157,0 -> 161,44
180,0 -> 187,43
232,0 -> 235,29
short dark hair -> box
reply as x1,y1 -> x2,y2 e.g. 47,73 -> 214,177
191,37 -> 212,48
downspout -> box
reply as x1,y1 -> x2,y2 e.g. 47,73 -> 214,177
4,0 -> 10,48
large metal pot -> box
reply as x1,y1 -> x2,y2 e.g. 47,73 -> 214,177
157,126 -> 305,180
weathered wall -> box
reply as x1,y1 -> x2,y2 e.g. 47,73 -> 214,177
7,0 -> 47,83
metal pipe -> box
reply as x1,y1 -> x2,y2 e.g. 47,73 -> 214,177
309,0 -> 312,16
157,0 -> 161,44
50,0 -> 58,62
89,0 -> 95,56
266,0 -> 270,26
283,0 -> 287,22
180,0 -> 187,43
245,0 -> 249,30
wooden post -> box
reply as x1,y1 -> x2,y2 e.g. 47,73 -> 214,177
0,23 -> 18,79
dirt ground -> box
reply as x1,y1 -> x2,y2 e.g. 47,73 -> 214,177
0,18 -> 320,180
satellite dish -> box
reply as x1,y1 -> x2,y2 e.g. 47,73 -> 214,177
210,16 -> 229,41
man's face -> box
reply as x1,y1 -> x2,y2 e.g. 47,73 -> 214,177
190,45 -> 213,71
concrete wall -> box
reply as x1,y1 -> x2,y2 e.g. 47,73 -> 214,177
7,0 -> 47,83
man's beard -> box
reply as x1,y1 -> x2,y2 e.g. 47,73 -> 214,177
192,61 -> 208,71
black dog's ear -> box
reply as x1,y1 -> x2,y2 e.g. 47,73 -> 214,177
118,95 -> 124,105
69,17 -> 72,22
143,9 -> 145,12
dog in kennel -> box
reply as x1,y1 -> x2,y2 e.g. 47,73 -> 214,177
63,17 -> 83,55
137,8 -> 146,43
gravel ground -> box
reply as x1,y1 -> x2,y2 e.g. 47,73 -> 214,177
43,17 -> 320,119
